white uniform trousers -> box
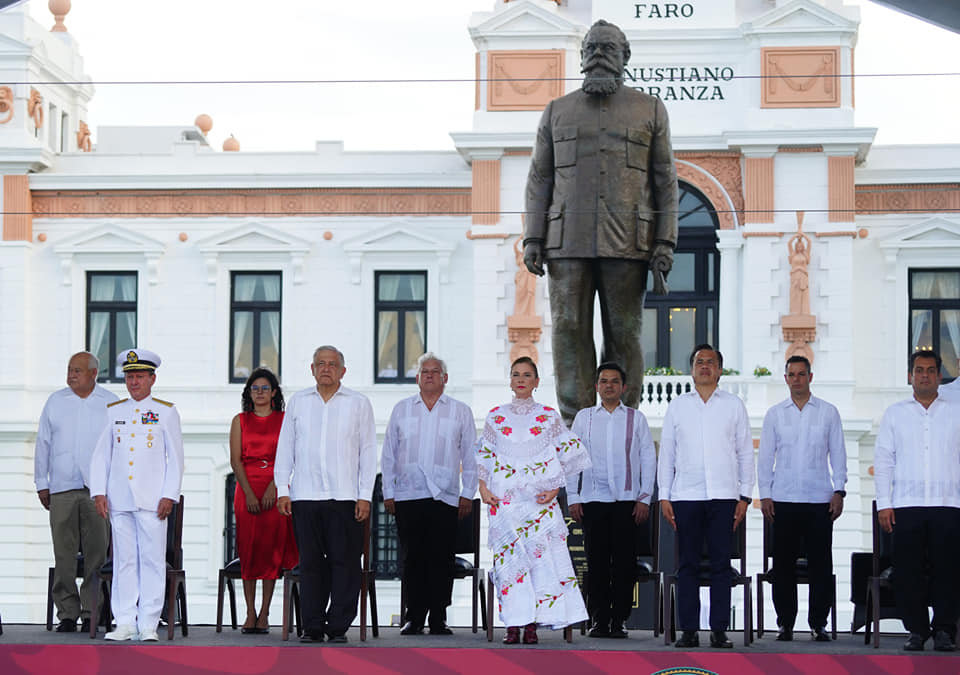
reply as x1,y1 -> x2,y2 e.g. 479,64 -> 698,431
109,509 -> 168,634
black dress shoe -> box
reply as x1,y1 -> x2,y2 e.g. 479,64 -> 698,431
675,630 -> 699,648
903,633 -> 926,651
55,619 -> 77,633
934,630 -> 956,652
400,621 -> 424,636
80,619 -> 91,634
299,632 -> 323,643
429,623 -> 453,636
811,627 -> 831,642
710,631 -> 734,648
608,622 -> 628,639
327,633 -> 348,644
776,627 -> 793,641
588,623 -> 610,638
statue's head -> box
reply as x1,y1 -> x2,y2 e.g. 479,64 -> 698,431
580,20 -> 630,97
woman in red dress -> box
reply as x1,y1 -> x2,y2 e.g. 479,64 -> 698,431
229,368 -> 298,633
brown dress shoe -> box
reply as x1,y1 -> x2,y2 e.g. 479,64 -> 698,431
502,626 -> 520,644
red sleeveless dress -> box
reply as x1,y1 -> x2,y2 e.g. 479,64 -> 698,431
234,411 -> 299,579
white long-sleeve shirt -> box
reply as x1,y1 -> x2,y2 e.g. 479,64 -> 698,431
568,403 -> 657,505
380,393 -> 478,507
35,385 -> 118,493
757,395 -> 847,503
274,385 -> 377,502
657,389 -> 755,502
874,395 -> 960,510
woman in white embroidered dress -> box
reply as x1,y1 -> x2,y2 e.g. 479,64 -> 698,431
478,357 -> 591,644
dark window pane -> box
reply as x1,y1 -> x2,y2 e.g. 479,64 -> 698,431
378,273 -> 425,302
259,311 -> 280,373
89,312 -> 111,380
667,253 -> 696,292
912,271 -> 960,299
669,307 -> 696,372
404,311 -> 426,377
232,311 -> 254,381
641,308 -> 658,371
377,311 -> 400,378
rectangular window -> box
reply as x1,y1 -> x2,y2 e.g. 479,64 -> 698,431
230,272 -> 282,383
48,104 -> 58,151
60,112 -> 70,152
86,272 -> 138,382
909,268 -> 960,380
374,271 -> 426,383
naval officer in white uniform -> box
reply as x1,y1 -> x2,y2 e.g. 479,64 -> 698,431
90,349 -> 184,641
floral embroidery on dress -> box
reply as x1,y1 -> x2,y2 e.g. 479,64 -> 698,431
477,398 -> 590,629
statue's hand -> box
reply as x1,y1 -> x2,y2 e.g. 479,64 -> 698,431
649,243 -> 674,295
650,243 -> 674,275
523,240 -> 546,277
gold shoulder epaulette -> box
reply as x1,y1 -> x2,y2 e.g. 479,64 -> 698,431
152,398 -> 174,407
107,398 -> 128,408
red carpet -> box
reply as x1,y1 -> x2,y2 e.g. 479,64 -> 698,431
2,645 -> 958,675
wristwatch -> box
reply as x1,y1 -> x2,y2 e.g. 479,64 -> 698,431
834,490 -> 846,498
739,495 -> 751,504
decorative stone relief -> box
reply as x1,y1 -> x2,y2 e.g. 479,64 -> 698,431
487,50 -> 564,111
76,120 -> 92,152
0,86 -> 13,124
761,47 -> 841,108
28,89 -> 43,128
855,183 -> 960,215
782,211 -> 817,363
507,237 -> 542,362
32,188 -> 472,219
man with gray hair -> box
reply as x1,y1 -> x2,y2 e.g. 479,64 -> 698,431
275,346 -> 377,643
35,352 -> 117,633
381,353 -> 477,635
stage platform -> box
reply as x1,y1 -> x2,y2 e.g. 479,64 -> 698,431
1,625 -> 957,674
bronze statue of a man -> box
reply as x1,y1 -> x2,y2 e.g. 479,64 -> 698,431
523,19 -> 678,423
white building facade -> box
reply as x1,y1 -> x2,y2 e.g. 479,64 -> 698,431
1,0 -> 958,632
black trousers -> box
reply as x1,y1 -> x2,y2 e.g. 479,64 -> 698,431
291,500 -> 362,637
893,506 -> 960,639
771,501 -> 834,630
582,501 -> 637,626
674,499 -> 736,632
394,498 -> 458,627
546,259 -> 648,423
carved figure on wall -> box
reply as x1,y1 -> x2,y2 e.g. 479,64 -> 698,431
513,236 -> 537,318
782,211 -> 817,365
788,220 -> 811,316
0,86 -> 13,124
76,120 -> 91,152
508,236 -> 543,363
523,19 -> 678,423
28,89 -> 43,129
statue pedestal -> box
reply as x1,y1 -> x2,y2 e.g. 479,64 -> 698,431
782,314 -> 817,363
507,314 -> 542,362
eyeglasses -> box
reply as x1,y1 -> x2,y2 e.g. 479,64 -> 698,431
250,385 -> 272,393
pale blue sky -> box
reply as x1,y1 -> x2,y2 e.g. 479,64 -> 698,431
23,0 -> 960,152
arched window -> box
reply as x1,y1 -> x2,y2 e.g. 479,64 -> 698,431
642,182 -> 720,372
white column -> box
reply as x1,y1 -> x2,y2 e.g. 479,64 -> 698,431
717,229 -> 744,371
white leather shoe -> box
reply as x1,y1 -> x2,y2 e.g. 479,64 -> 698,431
104,624 -> 138,641
140,630 -> 159,642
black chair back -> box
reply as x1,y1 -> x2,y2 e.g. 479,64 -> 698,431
454,498 -> 482,563
166,496 -> 185,569
870,500 -> 894,577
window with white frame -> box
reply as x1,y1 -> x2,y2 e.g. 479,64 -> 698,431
230,271 -> 282,383
909,268 -> 960,380
86,272 -> 138,382
374,271 -> 426,383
